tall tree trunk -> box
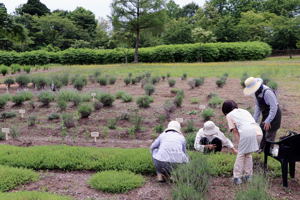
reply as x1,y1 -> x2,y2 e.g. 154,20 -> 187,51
134,0 -> 140,63
134,28 -> 140,63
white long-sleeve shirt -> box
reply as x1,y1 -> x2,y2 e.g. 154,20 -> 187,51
194,128 -> 234,152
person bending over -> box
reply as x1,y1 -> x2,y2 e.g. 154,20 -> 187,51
150,121 -> 189,182
194,121 -> 237,154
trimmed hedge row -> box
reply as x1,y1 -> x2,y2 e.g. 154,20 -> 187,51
0,145 -> 155,174
0,145 -> 280,177
0,165 -> 39,192
0,42 -> 271,65
0,191 -> 72,200
88,170 -> 145,193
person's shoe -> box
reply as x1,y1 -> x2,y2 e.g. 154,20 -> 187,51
157,173 -> 165,182
233,177 -> 243,185
242,175 -> 252,183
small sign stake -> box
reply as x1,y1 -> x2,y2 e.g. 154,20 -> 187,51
91,132 -> 100,142
2,128 -> 10,140
19,109 -> 26,118
91,93 -> 96,102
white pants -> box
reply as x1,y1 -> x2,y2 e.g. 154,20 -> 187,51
233,153 -> 253,178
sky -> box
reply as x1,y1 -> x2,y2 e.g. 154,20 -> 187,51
1,0 -> 205,19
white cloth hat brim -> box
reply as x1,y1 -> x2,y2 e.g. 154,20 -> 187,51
203,127 -> 219,136
243,78 -> 263,96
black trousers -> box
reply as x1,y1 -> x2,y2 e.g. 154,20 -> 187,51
200,137 -> 223,153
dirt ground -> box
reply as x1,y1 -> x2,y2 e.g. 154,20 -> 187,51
1,76 -> 300,200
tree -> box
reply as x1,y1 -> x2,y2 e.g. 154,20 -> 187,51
166,0 -> 181,19
180,2 -> 199,18
111,0 -> 166,63
264,0 -> 300,17
68,7 -> 97,40
17,0 -> 50,16
163,18 -> 193,44
0,3 -> 28,50
192,27 -> 216,43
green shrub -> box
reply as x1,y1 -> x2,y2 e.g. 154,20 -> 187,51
12,94 -> 26,106
62,113 -> 75,128
99,93 -> 115,107
60,74 -> 69,86
57,100 -> 67,111
208,96 -> 224,108
124,77 -> 131,86
151,76 -> 160,85
78,104 -> 93,118
73,76 -> 87,91
97,76 -> 108,86
115,91 -> 126,99
0,42 -> 271,65
181,73 -> 187,80
136,96 -> 153,108
0,112 -> 16,119
23,66 -> 31,74
170,88 -> 180,95
144,84 -> 155,96
190,98 -> 199,104
172,154 -> 210,200
121,93 -> 133,103
89,170 -> 145,193
216,78 -> 226,88
174,93 -> 184,107
183,120 -> 197,133
4,78 -> 15,88
0,96 -> 8,109
107,118 -> 118,129
15,75 -> 30,88
0,191 -> 72,200
109,76 -> 117,85
94,101 -> 103,111
131,77 -> 137,84
261,73 -> 271,85
38,91 -> 55,106
130,113 -> 143,132
163,100 -> 176,116
0,165 -> 39,192
0,66 -> 8,76
168,79 -> 176,87
154,124 -> 164,133
188,80 -> 196,89
235,175 -> 272,200
201,108 -> 214,121
32,77 -> 49,90
28,116 -> 37,126
48,113 -> 60,120
267,81 -> 278,90
70,93 -> 82,107
0,145 -> 154,174
186,133 -> 196,150
0,131 -> 5,140
94,70 -> 101,78
240,72 -> 249,88
194,77 -> 205,87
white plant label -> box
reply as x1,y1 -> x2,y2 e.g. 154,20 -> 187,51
91,132 -> 100,142
1,128 -> 10,141
199,105 -> 206,110
91,93 -> 96,101
19,109 -> 26,118
176,118 -> 184,123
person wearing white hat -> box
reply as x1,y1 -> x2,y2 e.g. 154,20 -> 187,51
194,121 -> 237,154
150,120 -> 189,182
243,77 -> 281,152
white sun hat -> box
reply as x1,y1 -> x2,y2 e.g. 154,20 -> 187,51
243,77 -> 263,96
165,120 -> 181,134
203,121 -> 219,136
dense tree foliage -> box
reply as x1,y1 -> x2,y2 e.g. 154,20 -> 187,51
1,0 -> 299,59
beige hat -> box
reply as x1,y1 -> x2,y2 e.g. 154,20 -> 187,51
203,121 -> 219,136
243,77 -> 263,96
165,120 -> 181,133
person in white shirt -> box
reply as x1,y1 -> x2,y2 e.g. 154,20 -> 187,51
194,121 -> 237,154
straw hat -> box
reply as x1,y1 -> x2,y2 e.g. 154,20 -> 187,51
165,121 -> 181,133
203,121 -> 219,136
243,77 -> 263,96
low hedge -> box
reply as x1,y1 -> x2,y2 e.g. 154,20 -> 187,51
0,145 -> 154,174
0,165 -> 39,192
88,170 -> 145,193
0,42 -> 271,65
0,191 -> 72,200
0,145 -> 280,176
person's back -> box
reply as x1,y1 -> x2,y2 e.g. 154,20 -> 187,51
152,131 -> 188,163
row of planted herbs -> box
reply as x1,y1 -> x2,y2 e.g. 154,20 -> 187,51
0,145 -> 279,199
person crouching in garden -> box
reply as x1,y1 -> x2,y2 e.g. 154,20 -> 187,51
150,120 -> 189,182
222,100 -> 263,185
194,121 -> 237,154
